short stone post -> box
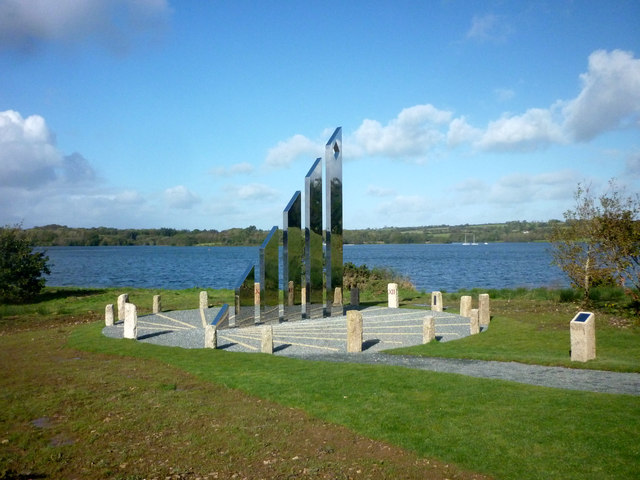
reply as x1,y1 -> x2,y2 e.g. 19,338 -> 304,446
205,325 -> 217,349
423,315 -> 435,344
570,312 -> 596,362
333,287 -> 343,306
287,281 -> 295,306
388,283 -> 399,309
261,325 -> 273,354
460,295 -> 472,318
117,293 -> 129,321
301,286 -> 306,306
105,304 -> 114,326
347,310 -> 363,353
123,303 -> 137,339
470,308 -> 480,335
254,282 -> 260,306
479,293 -> 490,325
153,295 -> 161,314
431,291 -> 443,312
350,287 -> 360,307
199,291 -> 208,310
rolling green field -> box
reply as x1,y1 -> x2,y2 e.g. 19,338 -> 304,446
1,287 -> 639,479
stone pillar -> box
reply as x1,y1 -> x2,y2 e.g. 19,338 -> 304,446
105,304 -> 114,326
431,291 -> 443,312
261,325 -> 273,354
153,295 -> 161,314
117,293 -> 129,321
205,325 -> 217,349
123,303 -> 137,339
347,310 -> 363,353
423,315 -> 435,344
388,283 -> 399,309
199,291 -> 208,310
479,293 -> 490,325
350,287 -> 360,307
301,286 -> 307,306
570,312 -> 596,362
254,282 -> 260,306
288,281 -> 295,306
460,295 -> 472,318
470,309 -> 480,335
333,287 -> 343,306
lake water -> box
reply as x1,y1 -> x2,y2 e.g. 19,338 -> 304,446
40,243 -> 568,292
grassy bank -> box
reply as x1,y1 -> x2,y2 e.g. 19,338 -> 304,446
1,287 -> 639,479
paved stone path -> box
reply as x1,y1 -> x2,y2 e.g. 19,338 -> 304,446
102,306 -> 640,396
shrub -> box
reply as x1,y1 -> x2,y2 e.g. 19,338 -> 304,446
0,225 -> 51,303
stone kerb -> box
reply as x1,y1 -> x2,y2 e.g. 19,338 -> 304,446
479,293 -> 490,325
117,293 -> 129,321
423,315 -> 435,343
388,283 -> 399,309
123,303 -> 137,339
105,304 -> 114,326
570,312 -> 596,362
431,291 -> 443,312
460,295 -> 472,318
347,310 -> 363,352
470,308 -> 480,335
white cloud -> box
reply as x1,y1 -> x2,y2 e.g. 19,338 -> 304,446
447,117 -> 482,147
350,104 -> 452,159
210,162 -> 254,177
164,185 -> 201,209
475,108 -> 565,151
265,134 -> 322,168
466,14 -> 512,42
366,185 -> 396,197
0,0 -> 171,54
563,49 -> 640,141
228,183 -> 279,201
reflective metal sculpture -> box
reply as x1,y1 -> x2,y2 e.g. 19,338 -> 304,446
234,264 -> 255,327
325,127 -> 343,316
259,225 -> 280,324
283,191 -> 303,322
305,157 -> 324,319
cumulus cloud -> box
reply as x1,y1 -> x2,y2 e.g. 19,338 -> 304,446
476,107 -> 565,151
0,0 -> 171,54
350,104 -> 452,159
366,185 -> 396,197
225,183 -> 279,201
265,134 -> 323,168
563,49 -> 640,141
210,162 -> 254,177
164,185 -> 201,209
447,117 -> 482,147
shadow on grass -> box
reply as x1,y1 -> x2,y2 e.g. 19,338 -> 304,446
32,287 -> 108,304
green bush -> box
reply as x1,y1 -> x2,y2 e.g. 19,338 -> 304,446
0,225 -> 51,303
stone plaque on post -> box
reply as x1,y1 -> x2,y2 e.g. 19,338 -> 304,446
283,191 -> 303,322
388,283 -> 399,308
325,127 -> 343,316
259,226 -> 280,324
431,291 -> 443,312
305,157 -> 323,319
570,312 -> 596,362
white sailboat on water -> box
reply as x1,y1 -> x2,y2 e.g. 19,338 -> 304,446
463,233 -> 478,245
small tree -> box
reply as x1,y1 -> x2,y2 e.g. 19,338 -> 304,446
0,225 -> 51,303
551,181 -> 640,305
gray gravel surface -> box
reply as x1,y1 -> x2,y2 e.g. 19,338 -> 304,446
102,306 -> 640,396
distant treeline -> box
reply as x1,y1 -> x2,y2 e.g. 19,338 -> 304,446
24,220 -> 559,247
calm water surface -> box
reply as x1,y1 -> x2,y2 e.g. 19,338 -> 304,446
42,243 -> 568,292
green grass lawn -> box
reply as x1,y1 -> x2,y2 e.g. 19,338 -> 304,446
2,286 -> 640,479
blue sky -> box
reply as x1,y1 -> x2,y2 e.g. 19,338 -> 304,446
1,0 -> 639,230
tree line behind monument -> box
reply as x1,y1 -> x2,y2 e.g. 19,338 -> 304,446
24,220 -> 558,247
